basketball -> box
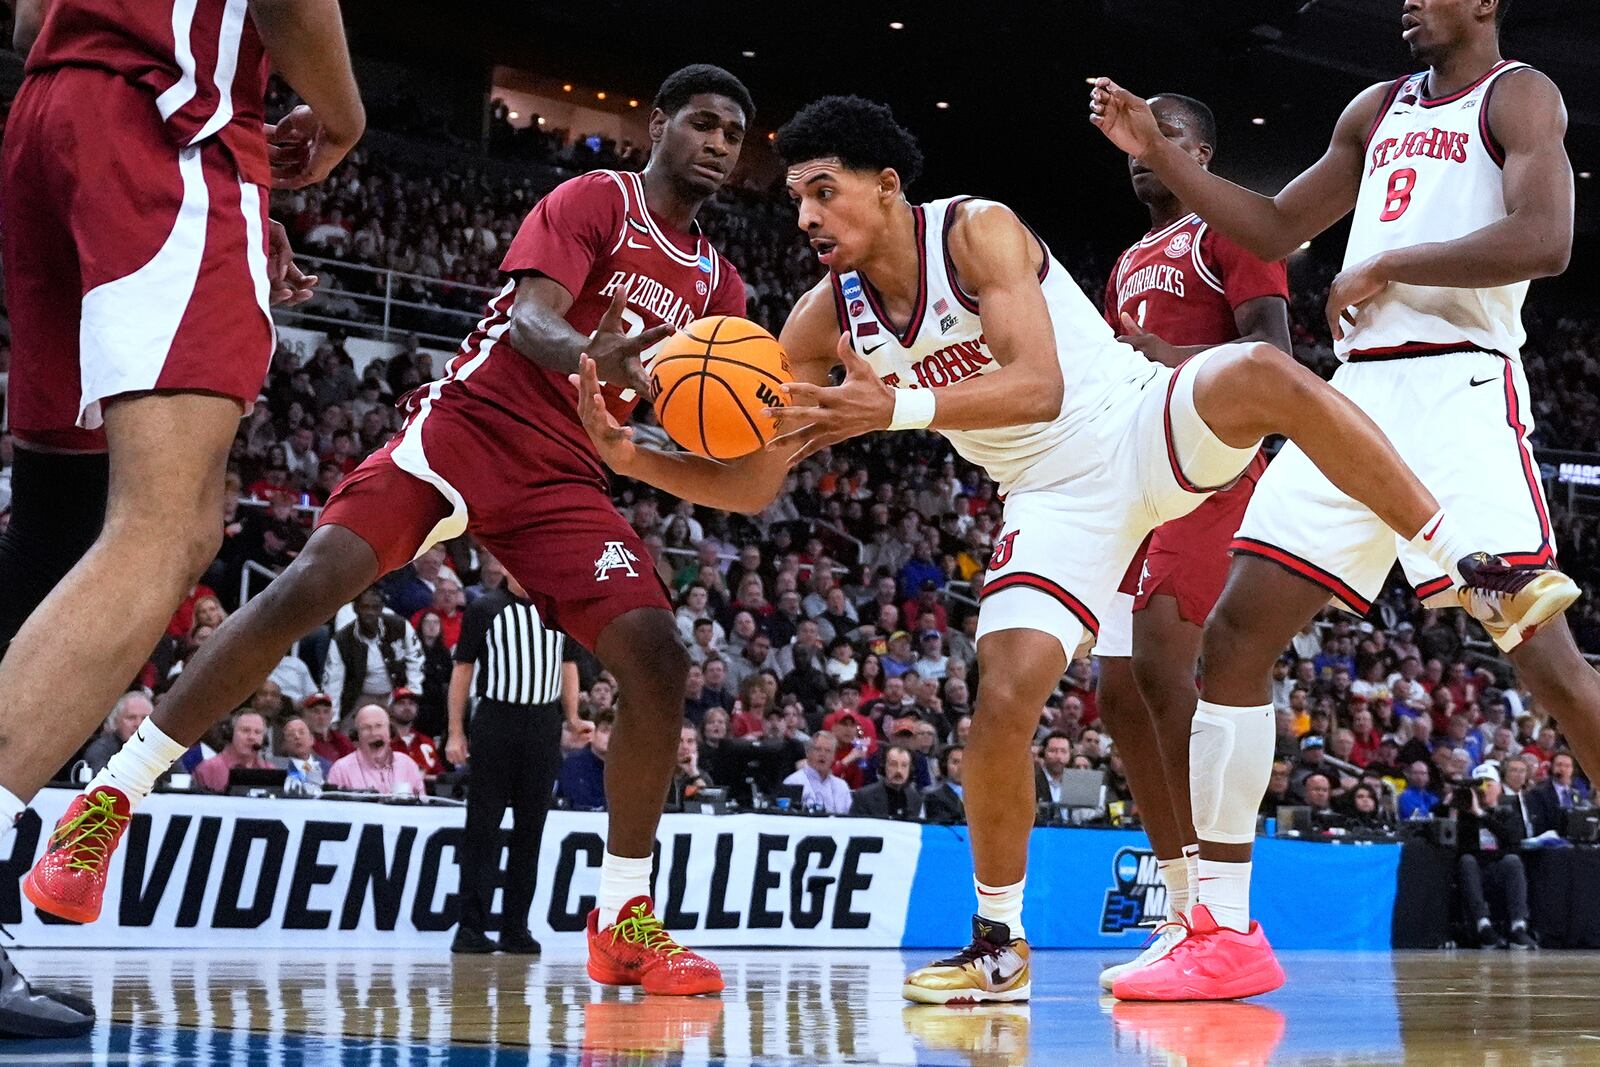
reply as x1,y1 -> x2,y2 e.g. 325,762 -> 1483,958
649,316 -> 794,460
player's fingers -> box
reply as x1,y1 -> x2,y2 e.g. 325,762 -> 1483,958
623,324 -> 674,354
835,334 -> 874,377
595,287 -> 629,335
1120,312 -> 1140,334
778,382 -> 825,407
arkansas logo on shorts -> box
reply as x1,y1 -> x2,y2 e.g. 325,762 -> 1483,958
594,541 -> 641,582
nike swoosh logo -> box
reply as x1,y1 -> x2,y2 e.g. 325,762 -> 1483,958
1422,515 -> 1444,542
988,956 -> 1025,987
1469,376 -> 1497,387
625,236 -> 651,251
861,343 -> 886,356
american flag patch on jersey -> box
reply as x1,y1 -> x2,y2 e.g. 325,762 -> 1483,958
933,297 -> 949,315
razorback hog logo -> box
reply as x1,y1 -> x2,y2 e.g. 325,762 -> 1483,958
989,530 -> 1019,571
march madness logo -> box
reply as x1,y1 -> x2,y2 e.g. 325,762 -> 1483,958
594,541 -> 640,581
1099,846 -> 1169,934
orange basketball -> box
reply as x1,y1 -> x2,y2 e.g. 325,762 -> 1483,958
649,316 -> 794,460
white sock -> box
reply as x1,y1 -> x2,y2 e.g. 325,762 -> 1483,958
1407,508 -> 1476,584
1183,844 -> 1200,909
597,852 -> 653,929
1197,858 -> 1252,933
975,876 -> 1025,940
1158,857 -> 1191,920
0,785 -> 26,847
92,719 -> 188,806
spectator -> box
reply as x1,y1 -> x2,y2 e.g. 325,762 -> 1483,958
412,579 -> 465,649
730,676 -> 772,738
912,631 -> 949,681
725,632 -> 777,693
323,588 -> 424,721
670,721 -> 712,806
754,706 -> 806,782
1301,773 -> 1342,831
464,553 -> 507,604
1398,761 -> 1441,820
1260,759 -> 1294,815
1440,765 -> 1535,949
923,745 -> 967,825
327,704 -> 426,798
275,715 -> 332,787
388,688 -> 442,777
698,706 -> 730,766
882,631 -> 917,680
686,618 -> 722,666
781,733 -> 851,814
415,611 -> 455,739
1345,784 -> 1391,831
1499,757 -> 1538,838
1034,731 -> 1074,806
83,693 -> 154,776
826,708 -> 878,790
1290,735 -> 1328,799
676,586 -> 726,647
383,545 -> 453,619
1527,752 -> 1587,836
302,693 -> 355,763
556,710 -> 612,811
193,711 -> 277,793
699,657 -> 736,714
268,648 -> 318,706
850,745 -> 924,821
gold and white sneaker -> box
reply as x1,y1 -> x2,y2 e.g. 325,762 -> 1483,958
902,1002 -> 1031,1065
1456,553 -> 1579,653
1098,917 -> 1189,992
903,916 -> 1030,1005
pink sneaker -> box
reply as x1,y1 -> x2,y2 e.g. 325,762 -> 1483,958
1111,905 -> 1285,1002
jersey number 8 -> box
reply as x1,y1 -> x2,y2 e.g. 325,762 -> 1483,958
1378,167 -> 1418,223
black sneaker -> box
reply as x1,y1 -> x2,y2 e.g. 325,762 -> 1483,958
498,929 -> 542,955
0,945 -> 95,1038
451,926 -> 497,955
1475,923 -> 1506,950
1508,925 -> 1536,950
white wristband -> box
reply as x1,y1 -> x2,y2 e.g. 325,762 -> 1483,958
889,388 -> 936,431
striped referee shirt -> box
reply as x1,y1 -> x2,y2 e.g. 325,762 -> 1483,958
454,588 -> 573,705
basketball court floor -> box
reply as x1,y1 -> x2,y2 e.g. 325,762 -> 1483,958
6,947 -> 1597,1064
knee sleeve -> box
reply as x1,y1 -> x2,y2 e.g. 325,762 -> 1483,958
0,448 -> 109,648
1189,700 -> 1275,845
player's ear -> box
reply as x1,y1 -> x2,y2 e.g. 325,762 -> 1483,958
648,108 -> 668,146
1194,142 -> 1214,169
878,167 -> 901,203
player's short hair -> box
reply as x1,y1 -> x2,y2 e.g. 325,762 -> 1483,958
1149,93 -> 1218,152
654,64 -> 754,124
775,95 -> 924,189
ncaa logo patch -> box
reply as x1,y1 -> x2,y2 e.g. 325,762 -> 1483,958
697,254 -> 714,274
1164,232 -> 1193,259
1100,846 -> 1169,934
841,275 -> 863,301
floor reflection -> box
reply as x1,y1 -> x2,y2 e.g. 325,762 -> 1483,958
6,947 -> 1599,1065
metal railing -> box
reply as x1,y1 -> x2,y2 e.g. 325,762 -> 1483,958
272,254 -> 498,348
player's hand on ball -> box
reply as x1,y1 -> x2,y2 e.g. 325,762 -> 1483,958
570,354 -> 638,471
588,288 -> 671,400
266,220 -> 319,307
1325,253 -> 1391,342
767,334 -> 893,464
1087,77 -> 1161,157
1115,312 -> 1182,367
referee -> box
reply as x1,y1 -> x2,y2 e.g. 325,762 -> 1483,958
447,573 -> 578,954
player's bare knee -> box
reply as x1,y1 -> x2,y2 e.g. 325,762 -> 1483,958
1201,596 -> 1275,681
973,675 -> 1045,742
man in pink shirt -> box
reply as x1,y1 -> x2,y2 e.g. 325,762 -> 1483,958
327,704 -> 424,797
194,711 -> 277,793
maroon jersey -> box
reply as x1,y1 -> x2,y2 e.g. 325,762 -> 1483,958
27,0 -> 270,185
421,170 -> 745,479
1104,214 -> 1287,347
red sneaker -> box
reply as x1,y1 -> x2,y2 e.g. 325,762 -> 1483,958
1112,1001 -> 1286,1067
586,896 -> 724,996
23,787 -> 132,923
1111,905 -> 1284,1002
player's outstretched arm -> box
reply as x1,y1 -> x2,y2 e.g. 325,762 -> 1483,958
1327,69 -> 1571,342
251,0 -> 365,189
1089,76 -> 1382,262
568,283 -> 837,514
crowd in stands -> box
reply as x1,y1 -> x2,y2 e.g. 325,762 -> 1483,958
1,88 -> 1595,842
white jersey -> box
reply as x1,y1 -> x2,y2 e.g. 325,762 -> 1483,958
1340,61 -> 1533,361
832,196 -> 1152,494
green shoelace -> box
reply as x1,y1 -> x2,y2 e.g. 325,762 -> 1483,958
609,903 -> 685,957
51,791 -> 128,873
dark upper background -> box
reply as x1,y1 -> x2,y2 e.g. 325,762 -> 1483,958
339,0 -> 1600,275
